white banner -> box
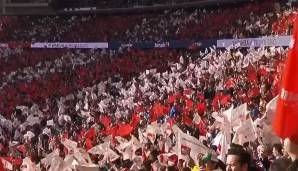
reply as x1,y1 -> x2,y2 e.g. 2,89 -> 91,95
217,36 -> 291,48
31,42 -> 108,49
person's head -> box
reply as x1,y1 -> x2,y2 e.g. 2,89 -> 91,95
226,145 -> 251,171
203,151 -> 219,170
272,143 -> 283,158
283,138 -> 298,161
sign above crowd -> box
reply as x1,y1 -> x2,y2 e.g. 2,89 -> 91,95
0,36 -> 293,49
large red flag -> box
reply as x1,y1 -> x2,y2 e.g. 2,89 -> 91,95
273,14 -> 298,144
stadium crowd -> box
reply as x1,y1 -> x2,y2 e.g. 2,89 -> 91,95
0,0 -> 298,171
0,0 -> 296,42
0,45 -> 289,171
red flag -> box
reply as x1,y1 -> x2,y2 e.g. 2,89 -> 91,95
220,95 -> 231,106
196,103 -> 206,116
182,113 -> 193,126
225,78 -> 235,89
116,124 -> 133,137
273,14 -> 298,144
151,102 -> 164,122
168,95 -> 176,104
85,138 -> 93,151
259,67 -> 268,77
131,113 -> 140,129
247,64 -> 258,82
85,127 -> 96,140
100,115 -> 111,129
196,120 -> 207,136
16,144 -> 26,155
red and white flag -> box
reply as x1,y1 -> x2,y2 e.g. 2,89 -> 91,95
273,14 -> 298,144
173,125 -> 208,160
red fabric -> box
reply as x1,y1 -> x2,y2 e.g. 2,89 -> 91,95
220,95 -> 231,106
151,102 -> 164,122
274,14 -> 298,144
131,113 -> 140,129
78,129 -> 86,141
248,87 -> 260,98
197,120 -> 207,136
16,145 -> 26,155
0,158 -> 4,171
116,124 -> 133,137
247,64 -> 258,82
259,67 -> 268,77
103,126 -> 117,138
183,89 -> 192,97
197,93 -> 205,101
100,115 -> 111,129
85,138 -> 93,151
212,94 -> 221,111
85,128 -> 96,140
225,78 -> 235,88
182,113 -> 193,126
196,103 -> 206,116
2,156 -> 22,166
13,158 -> 22,166
185,99 -> 193,110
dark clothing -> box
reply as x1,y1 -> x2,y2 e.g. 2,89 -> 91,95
269,156 -> 292,171
256,158 -> 271,171
287,159 -> 298,171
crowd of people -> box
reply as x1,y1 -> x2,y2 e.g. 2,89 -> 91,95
0,44 -> 293,171
0,0 -> 298,171
0,0 -> 297,42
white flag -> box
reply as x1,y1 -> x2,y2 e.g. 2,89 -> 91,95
173,125 -> 208,160
233,116 -> 257,145
230,103 -> 247,127
41,149 -> 60,167
48,156 -> 64,171
218,131 -> 229,163
261,96 -> 278,125
87,142 -> 109,155
21,157 -> 40,171
222,105 -> 234,124
61,139 -> 77,152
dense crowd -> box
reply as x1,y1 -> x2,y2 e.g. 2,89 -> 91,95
0,0 -> 296,42
0,0 -> 298,171
0,45 -> 292,171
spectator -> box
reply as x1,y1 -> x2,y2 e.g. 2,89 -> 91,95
226,144 -> 252,171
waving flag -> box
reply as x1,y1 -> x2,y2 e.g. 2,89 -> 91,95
116,124 -> 133,137
273,14 -> 298,144
261,96 -> 278,125
0,157 -> 12,171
